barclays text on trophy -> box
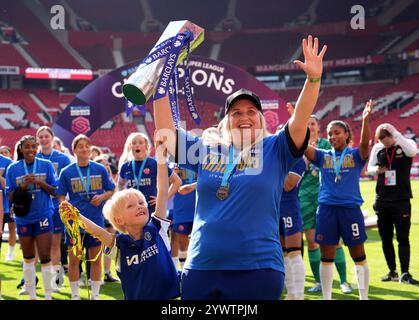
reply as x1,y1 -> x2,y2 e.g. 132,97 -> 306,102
122,20 -> 204,106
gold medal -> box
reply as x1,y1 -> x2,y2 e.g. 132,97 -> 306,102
335,175 -> 341,183
311,169 -> 317,177
216,186 -> 229,201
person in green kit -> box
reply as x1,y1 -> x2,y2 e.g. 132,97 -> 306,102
287,105 -> 352,294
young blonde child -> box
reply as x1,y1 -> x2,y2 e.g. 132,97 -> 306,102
60,137 -> 180,300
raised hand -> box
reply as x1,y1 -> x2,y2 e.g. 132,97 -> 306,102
154,130 -> 168,164
362,99 -> 373,121
293,35 -> 327,79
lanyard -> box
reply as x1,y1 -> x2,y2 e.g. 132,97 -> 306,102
131,158 -> 148,190
76,162 -> 91,196
39,150 -> 54,161
23,158 -> 37,192
332,147 -> 348,179
186,169 -> 194,184
220,146 -> 242,188
385,147 -> 397,170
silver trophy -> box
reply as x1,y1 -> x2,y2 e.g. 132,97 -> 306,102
123,20 -> 204,105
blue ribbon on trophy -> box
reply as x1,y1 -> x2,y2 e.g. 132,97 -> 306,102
169,68 -> 180,128
122,21 -> 204,127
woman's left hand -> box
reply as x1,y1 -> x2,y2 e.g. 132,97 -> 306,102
293,35 -> 327,79
362,99 -> 373,121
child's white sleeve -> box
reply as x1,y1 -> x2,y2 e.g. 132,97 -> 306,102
394,132 -> 417,157
152,214 -> 171,252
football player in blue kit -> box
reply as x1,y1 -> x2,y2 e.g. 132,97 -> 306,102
36,126 -> 72,290
118,132 -> 181,213
60,136 -> 180,300
279,157 -> 306,300
153,35 -> 327,299
304,100 -> 373,300
57,134 -> 115,300
170,165 -> 197,270
0,151 -> 14,261
6,135 -> 58,300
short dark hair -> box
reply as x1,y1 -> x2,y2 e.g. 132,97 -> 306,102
377,128 -> 392,141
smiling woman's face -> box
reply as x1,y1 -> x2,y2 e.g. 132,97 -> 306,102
73,139 -> 91,161
37,129 -> 53,150
228,99 -> 262,146
21,139 -> 38,162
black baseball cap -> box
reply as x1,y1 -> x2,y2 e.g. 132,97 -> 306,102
225,88 -> 263,115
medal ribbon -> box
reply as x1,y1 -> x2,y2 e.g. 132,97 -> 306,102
332,147 -> 348,180
23,158 -> 37,194
186,169 -> 194,185
385,147 -> 397,170
76,162 -> 91,198
38,150 -> 55,161
220,146 -> 242,188
132,158 -> 148,190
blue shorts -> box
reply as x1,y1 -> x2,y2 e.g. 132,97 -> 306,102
65,231 -> 101,248
279,201 -> 303,237
315,204 -> 367,246
2,212 -> 15,224
171,222 -> 193,235
52,207 -> 64,234
181,268 -> 284,300
17,216 -> 53,237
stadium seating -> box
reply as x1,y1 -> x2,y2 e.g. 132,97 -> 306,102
1,0 -> 418,163
66,0 -> 145,32
0,43 -> 30,68
235,0 -> 309,29
0,1 -> 82,68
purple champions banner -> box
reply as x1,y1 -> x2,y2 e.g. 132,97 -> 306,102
53,56 -> 287,149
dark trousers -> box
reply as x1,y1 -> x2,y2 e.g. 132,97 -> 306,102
374,200 -> 411,274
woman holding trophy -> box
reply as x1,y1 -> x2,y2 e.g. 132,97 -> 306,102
149,34 -> 326,299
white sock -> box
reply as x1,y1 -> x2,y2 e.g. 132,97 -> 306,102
90,280 -> 101,298
172,256 -> 179,269
7,245 -> 15,257
320,262 -> 334,300
355,263 -> 369,300
23,261 -> 37,300
289,253 -> 305,300
41,264 -> 53,300
284,256 -> 294,298
70,281 -> 80,299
